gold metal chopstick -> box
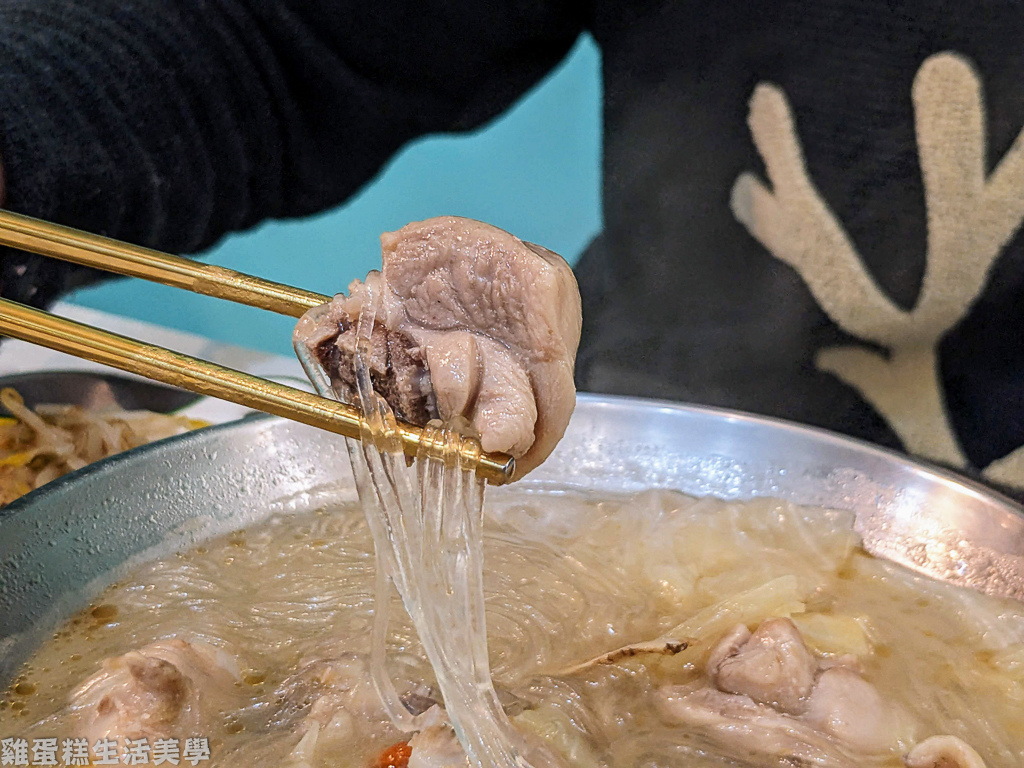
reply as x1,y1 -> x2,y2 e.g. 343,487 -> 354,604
0,210 -> 517,481
0,209 -> 329,317
0,299 -> 516,485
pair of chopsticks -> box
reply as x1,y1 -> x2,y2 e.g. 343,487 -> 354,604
0,209 -> 515,484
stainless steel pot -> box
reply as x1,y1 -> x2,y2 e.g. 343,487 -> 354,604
2,394 -> 1022,683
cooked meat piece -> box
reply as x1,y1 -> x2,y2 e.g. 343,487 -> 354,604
272,651 -> 443,760
303,280 -> 438,427
273,654 -> 381,724
407,724 -> 471,768
405,705 -> 563,768
295,217 -> 582,477
657,684 -> 861,767
803,666 -> 905,755
272,652 -> 405,746
708,618 -> 817,714
69,638 -> 241,742
904,736 -> 988,768
681,619 -> 914,762
705,623 -> 752,674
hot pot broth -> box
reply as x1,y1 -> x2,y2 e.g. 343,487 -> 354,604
3,488 -> 1022,767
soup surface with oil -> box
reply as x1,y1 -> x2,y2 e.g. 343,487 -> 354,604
2,489 -> 1022,767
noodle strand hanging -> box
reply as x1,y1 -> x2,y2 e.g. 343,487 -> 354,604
347,291 -> 551,768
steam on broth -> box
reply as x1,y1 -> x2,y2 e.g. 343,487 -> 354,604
3,490 -> 1022,767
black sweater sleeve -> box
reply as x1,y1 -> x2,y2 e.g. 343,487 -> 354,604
0,0 -> 584,307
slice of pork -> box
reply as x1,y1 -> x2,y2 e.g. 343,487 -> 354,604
68,638 -> 242,743
294,217 -> 582,477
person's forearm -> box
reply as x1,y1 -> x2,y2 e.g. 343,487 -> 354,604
0,0 -> 582,310
0,1 -> 296,252
0,0 -> 296,307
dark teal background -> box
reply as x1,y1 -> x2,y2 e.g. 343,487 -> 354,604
68,36 -> 602,357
